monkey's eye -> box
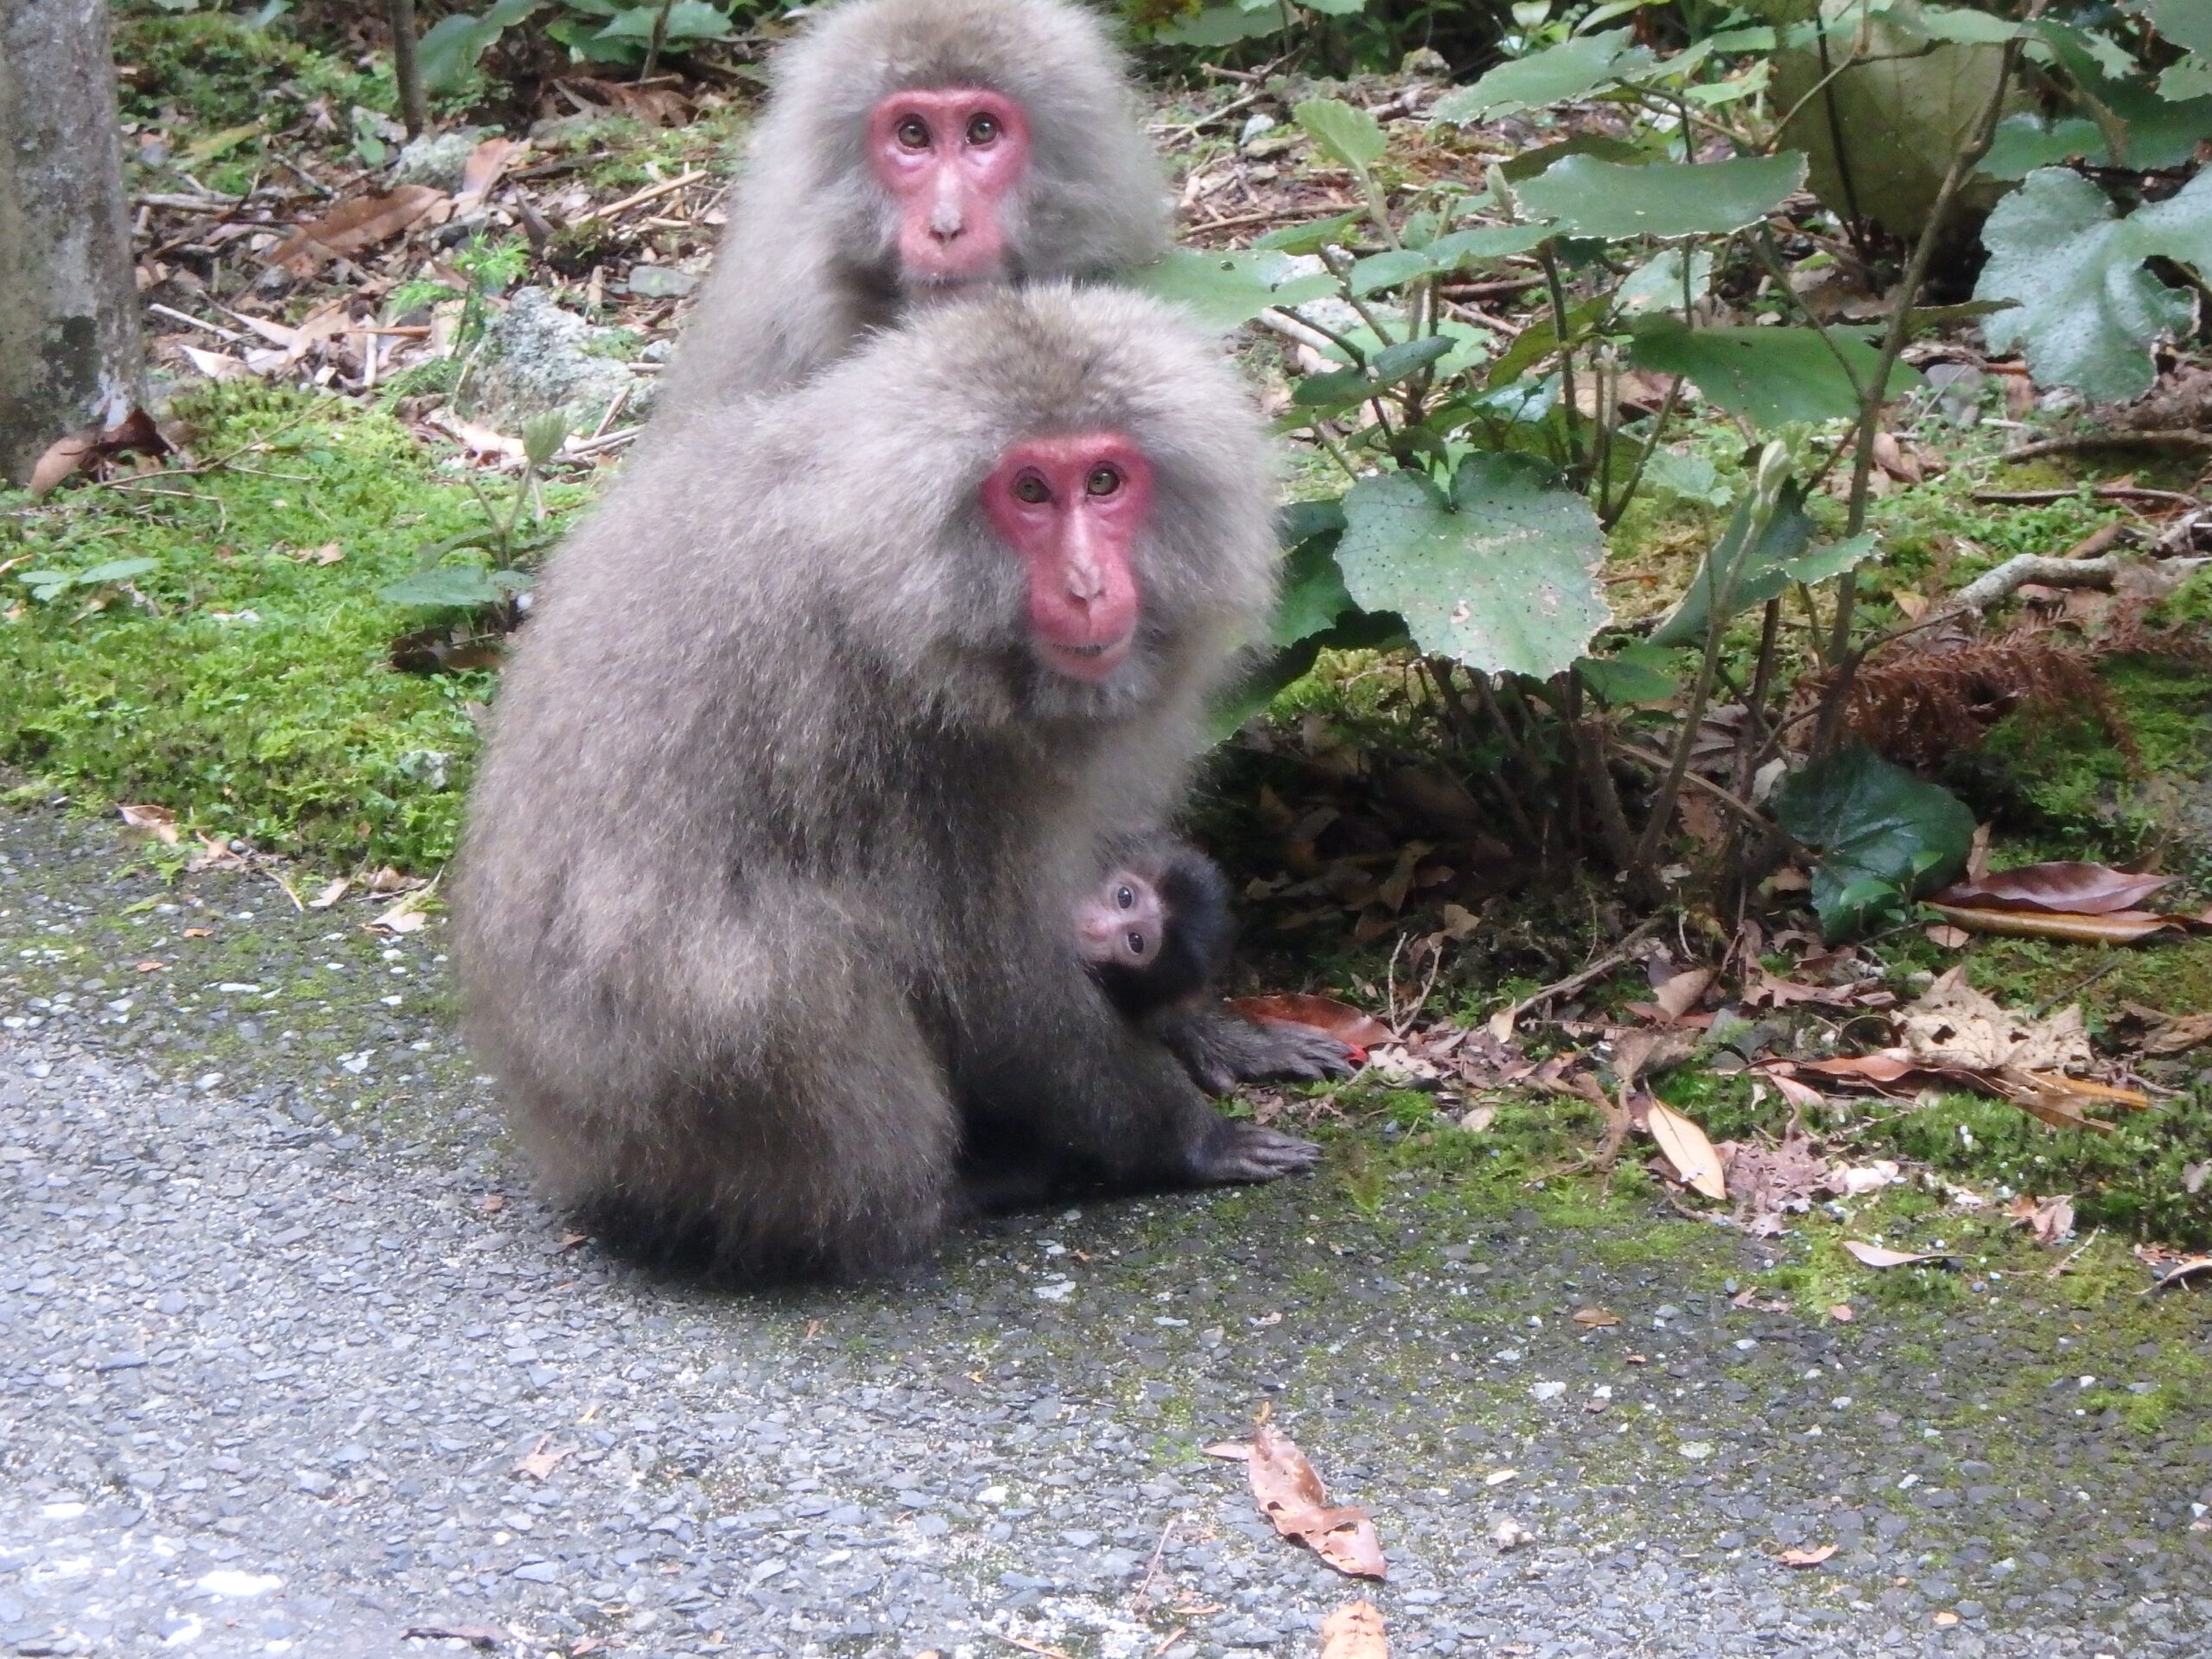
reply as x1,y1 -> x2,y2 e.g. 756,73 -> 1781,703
1116,885 -> 1136,910
895,115 -> 931,149
1012,472 -> 1051,505
1125,930 -> 1147,957
1085,464 -> 1122,497
966,113 -> 1000,145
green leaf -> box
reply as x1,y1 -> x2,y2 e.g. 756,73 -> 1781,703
1423,224 -> 1554,270
595,0 -> 732,39
1772,747 -> 1975,941
1637,446 -> 1730,505
1207,608 -> 1408,739
1514,152 -> 1807,239
378,565 -> 528,608
1626,316 -> 1920,427
1294,98 -> 1387,170
1614,245 -> 1713,317
2162,55 -> 2212,99
1271,527 -> 1358,647
1334,455 -> 1610,679
1303,0 -> 1369,16
1981,113 -> 2107,179
1497,133 -> 1650,183
1128,249 -> 1332,334
1575,642 -> 1684,705
419,0 -> 541,91
1252,211 -> 1364,254
1974,167 -> 2212,404
75,558 -> 159,585
1916,4 -> 2026,43
2144,0 -> 2212,56
1290,339 -> 1449,409
2034,20 -> 2212,168
1344,248 -> 1434,296
1429,30 -> 1649,124
1648,482 -> 1815,648
1154,1 -> 1287,45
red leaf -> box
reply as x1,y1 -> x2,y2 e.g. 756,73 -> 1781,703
1930,861 -> 2174,916
1227,994 -> 1390,1050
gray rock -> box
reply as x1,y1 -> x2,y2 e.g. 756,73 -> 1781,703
470,287 -> 642,431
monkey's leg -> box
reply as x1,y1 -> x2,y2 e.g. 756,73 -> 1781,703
1154,1006 -> 1357,1096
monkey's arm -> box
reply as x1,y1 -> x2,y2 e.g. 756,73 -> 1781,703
1152,1005 -> 1357,1097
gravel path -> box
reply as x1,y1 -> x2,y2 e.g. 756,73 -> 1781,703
2,807 -> 2209,1659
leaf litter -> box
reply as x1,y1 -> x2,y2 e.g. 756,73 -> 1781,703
1236,1426 -> 1387,1580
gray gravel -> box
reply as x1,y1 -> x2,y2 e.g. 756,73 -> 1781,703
3,806 -> 2210,1659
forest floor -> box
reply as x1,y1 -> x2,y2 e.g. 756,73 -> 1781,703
2,805 -> 2210,1659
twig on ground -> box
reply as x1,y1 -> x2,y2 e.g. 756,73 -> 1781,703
570,168 -> 706,224
1972,486 -> 2198,507
2003,429 -> 2212,461
1948,552 -> 2210,613
1489,917 -> 1663,1039
2046,1225 -> 2101,1279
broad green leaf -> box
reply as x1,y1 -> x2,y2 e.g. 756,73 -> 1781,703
1498,132 -> 1649,183
1252,211 -> 1363,254
1575,642 -> 1685,705
1981,113 -> 2107,179
1154,2 -> 1287,45
76,558 -> 159,585
1638,446 -> 1730,505
1345,249 -> 1434,296
378,565 -> 528,608
1423,224 -> 1554,270
1627,317 -> 1920,427
1208,608 -> 1409,738
1975,167 -> 2212,404
2034,20 -> 2212,168
1304,0 -> 1368,15
419,0 -> 541,91
2144,0 -> 2212,55
1515,152 -> 1808,239
594,0 -> 732,37
1429,30 -> 1649,124
1917,4 -> 2026,42
1294,98 -> 1387,170
2163,55 -> 2212,99
1334,455 -> 1609,679
1271,526 -> 1358,647
1128,249 -> 1333,334
1614,245 -> 1713,317
1291,338 -> 1450,408
1772,748 -> 1975,940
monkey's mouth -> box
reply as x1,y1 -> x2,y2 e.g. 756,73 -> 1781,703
1040,636 -> 1133,681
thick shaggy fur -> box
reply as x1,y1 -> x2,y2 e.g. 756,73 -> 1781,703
653,0 -> 1168,418
457,287 -> 1293,1281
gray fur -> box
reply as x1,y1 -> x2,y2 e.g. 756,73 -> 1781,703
456,286 -> 1313,1281
653,0 -> 1169,420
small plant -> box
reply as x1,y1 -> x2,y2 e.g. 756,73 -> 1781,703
16,557 -> 159,609
378,410 -> 569,610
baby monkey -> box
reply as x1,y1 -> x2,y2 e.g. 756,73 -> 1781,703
1079,837 -> 1354,1095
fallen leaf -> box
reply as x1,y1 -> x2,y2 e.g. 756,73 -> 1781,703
118,803 -> 180,845
1872,430 -> 1923,483
1646,1098 -> 1726,1201
1898,970 -> 2090,1073
307,878 -> 349,909
513,1434 -> 572,1481
1923,903 -> 2183,944
1924,924 -> 1971,949
29,408 -> 174,496
1245,1426 -> 1387,1580
29,432 -> 98,496
2147,1255 -> 2212,1292
187,833 -> 245,873
455,137 -> 524,210
181,926 -> 213,939
1610,1028 -> 1698,1093
2144,1012 -> 2212,1055
1652,965 -> 1716,1023
1228,994 -> 1390,1052
1828,1303 -> 1854,1321
1203,1441 -> 1253,1460
1931,861 -> 2174,916
1778,1543 -> 1837,1567
1572,1306 -> 1620,1328
268,185 -> 445,274
1842,1241 -> 1952,1268
178,342 -> 249,381
1318,1599 -> 1389,1659
370,893 -> 432,935
1491,1517 -> 1535,1551
134,959 -> 165,973
2005,1192 -> 2075,1245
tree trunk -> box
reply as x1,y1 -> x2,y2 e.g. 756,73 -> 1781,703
0,0 -> 144,486
387,0 -> 429,138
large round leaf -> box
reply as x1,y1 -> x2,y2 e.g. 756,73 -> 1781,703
1773,747 -> 1975,941
1627,316 -> 1921,426
1513,153 -> 1807,240
1335,456 -> 1609,680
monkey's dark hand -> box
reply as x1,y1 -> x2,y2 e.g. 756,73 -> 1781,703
1188,1118 -> 1321,1183
1160,1007 -> 1357,1096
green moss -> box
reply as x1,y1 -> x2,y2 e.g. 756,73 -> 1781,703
1,384 -> 590,870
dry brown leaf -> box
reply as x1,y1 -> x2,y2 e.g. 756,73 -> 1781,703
513,1435 -> 573,1481
2005,1192 -> 2075,1245
307,878 -> 349,909
1842,1241 -> 1951,1268
30,431 -> 98,496
1778,1543 -> 1838,1568
1652,965 -> 1716,1023
178,342 -> 249,381
1924,924 -> 1972,949
1227,994 -> 1390,1052
1611,1028 -> 1698,1093
1924,902 -> 2182,945
370,893 -> 432,935
1246,1426 -> 1387,1580
1646,1099 -> 1726,1200
134,960 -> 165,973
1202,1441 -> 1252,1460
1828,1303 -> 1854,1321
455,137 -> 524,210
1898,971 -> 2091,1073
268,185 -> 446,274
1872,430 -> 1923,483
1931,861 -> 2174,916
2145,1012 -> 2212,1055
1318,1599 -> 1389,1659
118,803 -> 180,845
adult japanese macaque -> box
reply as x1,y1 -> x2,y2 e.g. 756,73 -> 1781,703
456,286 -> 1318,1281
1080,836 -> 1355,1095
652,0 -> 1169,420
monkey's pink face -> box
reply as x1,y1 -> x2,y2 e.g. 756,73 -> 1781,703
981,433 -> 1152,683
1077,874 -> 1161,969
866,87 -> 1030,285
